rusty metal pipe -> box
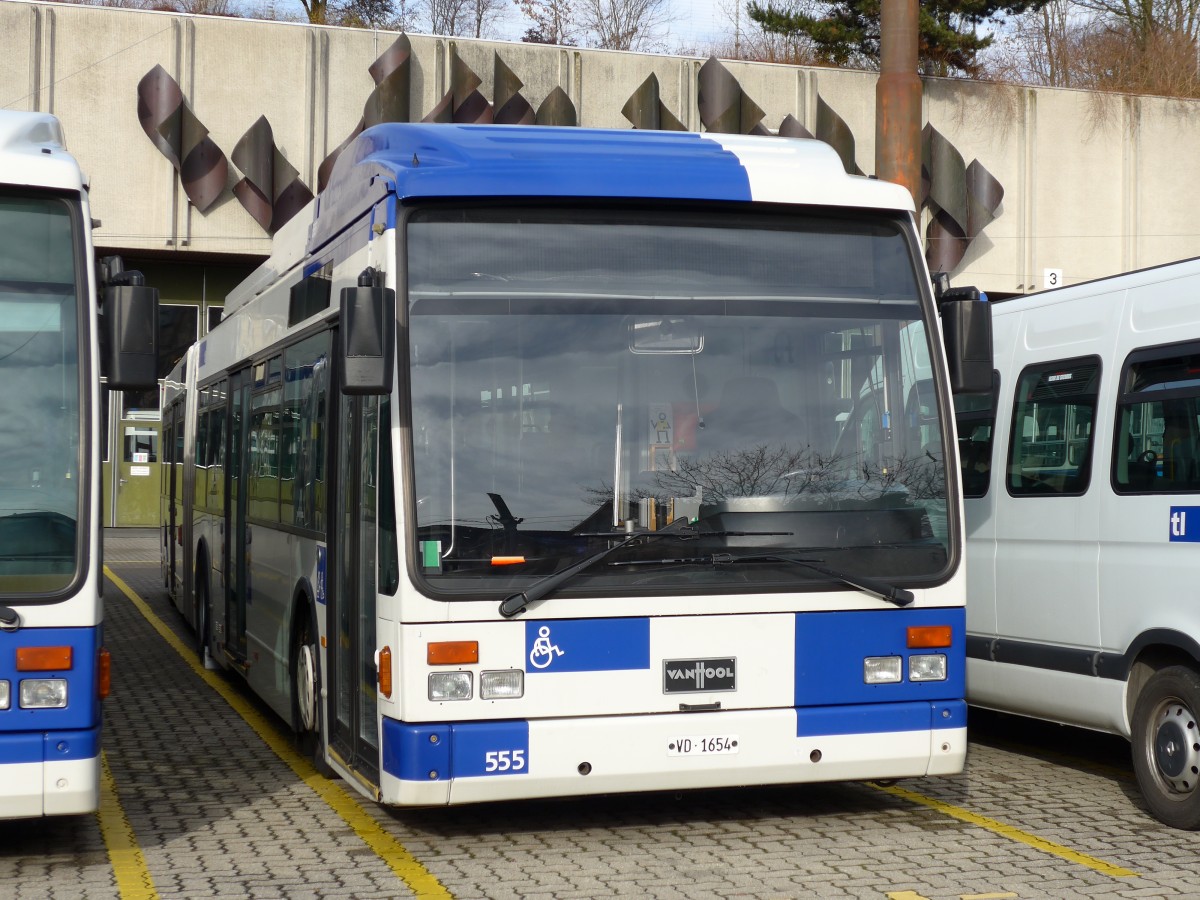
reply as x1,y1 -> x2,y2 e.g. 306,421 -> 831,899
876,0 -> 922,205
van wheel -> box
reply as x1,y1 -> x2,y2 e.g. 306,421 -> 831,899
1132,666 -> 1200,829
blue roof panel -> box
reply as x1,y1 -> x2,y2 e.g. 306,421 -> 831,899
334,124 -> 755,203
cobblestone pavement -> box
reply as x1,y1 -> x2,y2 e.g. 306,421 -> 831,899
2,529 -> 1199,899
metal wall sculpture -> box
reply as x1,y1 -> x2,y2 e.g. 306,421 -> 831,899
922,123 -> 1004,273
622,74 -> 685,131
318,34 -> 413,191
693,58 -> 860,177
232,116 -> 314,234
815,96 -> 862,176
134,37 -> 1002,261
136,64 -> 228,213
697,57 -> 770,136
494,57 -> 536,126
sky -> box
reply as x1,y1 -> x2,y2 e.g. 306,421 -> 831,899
260,0 -> 738,55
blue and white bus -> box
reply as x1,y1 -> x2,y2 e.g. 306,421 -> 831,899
162,124 -> 988,805
0,110 -> 157,819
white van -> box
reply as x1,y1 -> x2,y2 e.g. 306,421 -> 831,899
959,256 -> 1200,829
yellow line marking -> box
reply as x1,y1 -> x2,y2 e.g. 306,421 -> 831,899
98,751 -> 159,900
104,566 -> 453,899
872,782 -> 1138,879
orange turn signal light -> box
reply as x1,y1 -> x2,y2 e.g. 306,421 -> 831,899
98,647 -> 111,700
16,646 -> 73,671
907,625 -> 952,649
427,641 -> 479,665
378,646 -> 393,698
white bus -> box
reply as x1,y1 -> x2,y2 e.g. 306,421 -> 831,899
0,110 -> 157,819
162,123 -> 990,806
957,256 -> 1200,829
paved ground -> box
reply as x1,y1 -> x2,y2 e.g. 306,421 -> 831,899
2,528 -> 1198,899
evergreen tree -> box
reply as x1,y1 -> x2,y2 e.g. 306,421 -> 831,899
747,0 -> 1051,77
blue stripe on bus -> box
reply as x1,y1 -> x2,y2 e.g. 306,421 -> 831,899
795,700 -> 967,738
0,725 -> 102,765
524,617 -> 650,674
794,608 -> 966,707
381,719 -> 531,781
0,626 -> 101,734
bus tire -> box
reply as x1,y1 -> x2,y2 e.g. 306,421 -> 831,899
194,558 -> 212,666
1132,665 -> 1200,830
291,602 -> 331,777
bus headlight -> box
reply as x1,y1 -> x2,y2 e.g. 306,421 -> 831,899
428,671 -> 472,701
909,654 -> 948,682
864,657 -> 902,684
20,678 -> 68,708
481,669 -> 523,700
0,680 -> 9,710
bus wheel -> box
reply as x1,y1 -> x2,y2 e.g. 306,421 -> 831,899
194,567 -> 212,667
1132,666 -> 1200,830
291,606 -> 329,775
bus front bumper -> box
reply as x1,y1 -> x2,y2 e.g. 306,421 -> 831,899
377,701 -> 966,806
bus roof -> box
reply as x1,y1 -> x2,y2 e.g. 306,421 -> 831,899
0,110 -> 86,194
231,124 -> 914,312
330,124 -> 911,209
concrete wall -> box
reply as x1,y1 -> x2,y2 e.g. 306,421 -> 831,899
4,0 -> 1198,295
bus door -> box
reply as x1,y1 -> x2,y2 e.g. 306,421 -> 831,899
225,368 -> 251,662
330,387 -> 380,780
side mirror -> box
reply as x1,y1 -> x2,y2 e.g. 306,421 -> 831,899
939,286 -> 993,394
102,277 -> 160,390
340,267 -> 396,395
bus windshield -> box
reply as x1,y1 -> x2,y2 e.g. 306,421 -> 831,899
0,193 -> 82,594
407,206 -> 948,597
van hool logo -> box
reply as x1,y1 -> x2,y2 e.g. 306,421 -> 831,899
663,657 -> 736,693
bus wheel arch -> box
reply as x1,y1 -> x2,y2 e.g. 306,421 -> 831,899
1131,665 -> 1200,829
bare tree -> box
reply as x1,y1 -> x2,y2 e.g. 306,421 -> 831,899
516,0 -> 578,44
417,0 -> 503,35
986,0 -> 1200,97
575,0 -> 672,50
1071,0 -> 1200,46
469,0 -> 508,36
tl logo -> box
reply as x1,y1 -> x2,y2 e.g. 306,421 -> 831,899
1169,507 -> 1200,542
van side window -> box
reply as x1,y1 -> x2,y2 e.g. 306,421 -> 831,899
954,370 -> 999,498
1007,358 -> 1100,496
1114,344 -> 1200,493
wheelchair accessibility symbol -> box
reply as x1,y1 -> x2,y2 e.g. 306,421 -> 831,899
529,626 -> 564,669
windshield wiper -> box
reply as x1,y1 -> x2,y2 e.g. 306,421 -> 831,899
619,552 -> 914,607
496,521 -> 791,618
